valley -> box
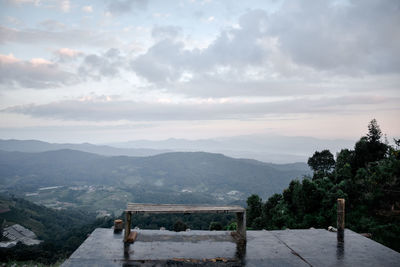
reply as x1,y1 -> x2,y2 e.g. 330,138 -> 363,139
0,144 -> 311,215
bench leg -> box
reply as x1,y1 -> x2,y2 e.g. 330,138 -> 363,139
124,211 -> 132,242
236,211 -> 246,242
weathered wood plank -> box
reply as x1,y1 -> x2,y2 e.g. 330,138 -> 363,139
337,198 -> 345,242
125,203 -> 245,214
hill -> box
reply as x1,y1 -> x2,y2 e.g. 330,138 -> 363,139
0,195 -> 94,241
0,149 -> 310,197
0,195 -> 112,264
0,149 -> 310,213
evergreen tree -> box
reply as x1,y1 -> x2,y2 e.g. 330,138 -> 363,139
307,149 -> 335,174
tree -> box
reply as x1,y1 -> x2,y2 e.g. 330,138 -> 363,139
251,119 -> 400,252
367,119 -> 382,143
173,220 -> 188,232
209,222 -> 223,230
354,120 -> 388,167
246,194 -> 262,228
0,219 -> 4,240
307,150 -> 335,173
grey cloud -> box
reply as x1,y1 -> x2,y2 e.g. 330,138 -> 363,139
130,0 -> 400,97
0,57 -> 77,89
151,25 -> 182,40
3,95 -> 397,122
132,40 -> 189,84
131,10 -> 268,85
79,48 -> 125,80
0,26 -> 118,47
268,0 -> 400,74
0,48 -> 126,89
106,0 -> 148,15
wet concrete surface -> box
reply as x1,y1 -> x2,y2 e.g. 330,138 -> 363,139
62,228 -> 400,266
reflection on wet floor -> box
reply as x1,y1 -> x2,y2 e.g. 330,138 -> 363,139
63,228 -> 400,267
336,240 -> 344,261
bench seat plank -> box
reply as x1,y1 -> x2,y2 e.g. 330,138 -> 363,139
126,203 -> 245,214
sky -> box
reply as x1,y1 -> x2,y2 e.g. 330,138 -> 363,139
0,0 -> 399,143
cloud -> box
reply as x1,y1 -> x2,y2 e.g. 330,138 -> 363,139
151,25 -> 182,41
38,19 -> 65,31
82,5 -> 92,13
129,1 -> 400,97
78,48 -> 125,80
3,95 -> 398,122
106,0 -> 148,16
131,11 -> 268,85
0,25 -> 118,47
4,0 -> 41,5
55,48 -> 82,61
0,48 -> 126,89
0,54 -> 77,89
267,0 -> 400,74
60,0 -> 70,12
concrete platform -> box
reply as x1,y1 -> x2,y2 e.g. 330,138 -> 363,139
61,228 -> 400,266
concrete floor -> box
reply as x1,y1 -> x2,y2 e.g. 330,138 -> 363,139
61,228 -> 400,266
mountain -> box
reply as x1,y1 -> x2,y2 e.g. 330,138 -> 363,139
108,134 -> 355,163
0,149 -> 311,204
0,139 -> 170,157
0,136 -> 355,164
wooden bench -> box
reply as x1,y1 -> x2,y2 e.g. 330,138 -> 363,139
124,203 -> 246,243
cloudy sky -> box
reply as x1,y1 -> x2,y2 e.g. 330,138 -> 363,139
0,0 -> 399,143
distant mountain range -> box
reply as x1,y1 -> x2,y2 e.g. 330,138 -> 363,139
0,139 -> 170,157
0,135 -> 355,164
107,134 -> 355,163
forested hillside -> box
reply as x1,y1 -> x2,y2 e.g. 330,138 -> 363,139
246,120 -> 400,252
0,196 -> 94,241
0,195 -> 112,264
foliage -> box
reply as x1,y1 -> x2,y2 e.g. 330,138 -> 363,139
0,196 -> 95,241
173,220 -> 188,232
0,196 -> 113,265
247,119 -> 400,252
209,222 -> 223,231
307,149 -> 335,174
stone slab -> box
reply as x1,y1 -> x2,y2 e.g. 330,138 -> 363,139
62,228 -> 400,267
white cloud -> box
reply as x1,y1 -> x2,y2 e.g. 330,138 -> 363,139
55,48 -> 82,58
82,5 -> 93,13
60,0 -> 70,12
